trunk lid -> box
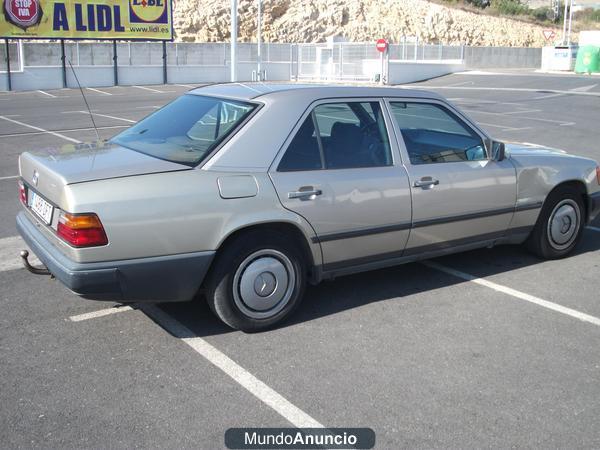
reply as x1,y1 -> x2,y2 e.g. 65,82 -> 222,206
19,141 -> 191,205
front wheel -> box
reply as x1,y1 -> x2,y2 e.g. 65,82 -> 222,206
525,186 -> 585,259
205,231 -> 306,332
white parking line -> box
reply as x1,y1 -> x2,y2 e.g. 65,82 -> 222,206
0,125 -> 128,139
0,115 -> 80,144
132,85 -> 164,93
69,305 -> 134,322
77,111 -> 136,123
142,304 -> 324,428
461,108 -> 574,126
0,175 -> 18,181
409,85 -> 600,97
476,121 -> 532,132
446,81 -> 473,87
0,236 -> 40,272
86,87 -> 112,96
501,109 -> 542,115
423,260 -> 600,327
37,90 -> 57,98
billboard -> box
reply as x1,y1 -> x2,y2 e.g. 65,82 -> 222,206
1,0 -> 173,40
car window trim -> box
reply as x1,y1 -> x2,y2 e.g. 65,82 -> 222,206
271,97 -> 399,173
311,110 -> 327,170
382,97 -> 491,167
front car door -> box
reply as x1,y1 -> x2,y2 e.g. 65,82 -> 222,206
385,99 -> 517,254
270,98 -> 412,271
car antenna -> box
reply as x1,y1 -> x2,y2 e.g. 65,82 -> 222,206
67,60 -> 100,142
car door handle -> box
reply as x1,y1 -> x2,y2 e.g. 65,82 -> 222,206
288,188 -> 322,200
413,178 -> 440,188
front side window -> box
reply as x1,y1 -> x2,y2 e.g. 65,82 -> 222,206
389,102 -> 486,165
278,101 -> 392,171
111,95 -> 256,166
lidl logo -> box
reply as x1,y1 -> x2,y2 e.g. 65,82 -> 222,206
129,0 -> 167,24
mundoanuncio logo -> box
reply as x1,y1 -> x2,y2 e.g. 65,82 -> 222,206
3,0 -> 42,30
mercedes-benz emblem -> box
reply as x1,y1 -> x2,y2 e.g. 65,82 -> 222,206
32,170 -> 39,186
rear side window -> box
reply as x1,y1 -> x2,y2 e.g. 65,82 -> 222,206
389,102 -> 486,165
278,101 -> 392,171
278,115 -> 323,172
111,95 -> 256,166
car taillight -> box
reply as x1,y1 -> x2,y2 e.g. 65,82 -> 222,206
18,180 -> 27,205
596,167 -> 600,185
57,212 -> 108,247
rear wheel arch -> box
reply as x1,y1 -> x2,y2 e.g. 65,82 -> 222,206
213,221 -> 317,274
204,222 -> 313,331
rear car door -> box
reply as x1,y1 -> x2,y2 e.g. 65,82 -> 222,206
270,99 -> 412,271
386,99 -> 517,254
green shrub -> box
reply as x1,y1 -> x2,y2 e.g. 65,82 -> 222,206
575,8 -> 600,23
491,0 -> 529,16
529,6 -> 553,22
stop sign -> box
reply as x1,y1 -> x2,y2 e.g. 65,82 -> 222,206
4,0 -> 41,29
376,39 -> 388,53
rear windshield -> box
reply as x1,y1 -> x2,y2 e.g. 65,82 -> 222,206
110,94 -> 257,166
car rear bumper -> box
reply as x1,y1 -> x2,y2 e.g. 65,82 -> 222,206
589,191 -> 600,223
16,211 -> 215,302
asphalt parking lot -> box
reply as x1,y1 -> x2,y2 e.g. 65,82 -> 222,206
1,72 -> 600,449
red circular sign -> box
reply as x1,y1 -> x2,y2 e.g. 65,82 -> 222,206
376,39 -> 388,53
5,0 -> 41,29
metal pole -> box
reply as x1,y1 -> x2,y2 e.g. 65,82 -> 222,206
4,38 -> 11,91
257,0 -> 261,80
567,0 -> 574,46
562,0 -> 569,45
379,50 -> 384,85
162,40 -> 168,84
60,40 -> 67,88
414,37 -> 418,61
230,0 -> 237,82
112,40 -> 118,86
385,47 -> 389,85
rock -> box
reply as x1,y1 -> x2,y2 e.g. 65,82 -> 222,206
172,0 -> 566,46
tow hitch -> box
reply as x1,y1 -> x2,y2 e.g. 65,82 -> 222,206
20,250 -> 52,276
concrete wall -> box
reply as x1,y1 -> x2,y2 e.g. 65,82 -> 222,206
462,46 -> 542,69
0,61 -> 293,91
387,60 -> 465,84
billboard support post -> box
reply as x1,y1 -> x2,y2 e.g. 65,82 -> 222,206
112,40 -> 119,86
162,41 -> 168,84
60,40 -> 67,88
4,38 -> 11,91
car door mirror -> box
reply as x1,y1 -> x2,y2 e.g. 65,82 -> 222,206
492,141 -> 506,161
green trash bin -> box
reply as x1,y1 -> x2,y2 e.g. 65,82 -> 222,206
575,45 -> 600,74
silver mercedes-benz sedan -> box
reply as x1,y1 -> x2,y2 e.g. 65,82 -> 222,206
16,84 -> 600,331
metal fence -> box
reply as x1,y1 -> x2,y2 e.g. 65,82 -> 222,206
1,41 -> 293,71
294,41 -> 465,81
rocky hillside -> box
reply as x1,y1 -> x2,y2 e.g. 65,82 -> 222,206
173,0 -> 564,46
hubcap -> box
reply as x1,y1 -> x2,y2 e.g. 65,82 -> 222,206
232,249 -> 296,319
547,199 -> 580,250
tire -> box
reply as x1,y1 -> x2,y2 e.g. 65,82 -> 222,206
205,230 -> 307,332
525,185 -> 585,259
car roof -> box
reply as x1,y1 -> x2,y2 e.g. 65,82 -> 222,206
188,82 -> 445,103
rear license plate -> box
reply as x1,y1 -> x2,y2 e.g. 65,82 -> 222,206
30,191 -> 53,225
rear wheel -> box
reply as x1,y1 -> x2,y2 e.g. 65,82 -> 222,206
205,231 -> 306,332
526,186 -> 585,259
